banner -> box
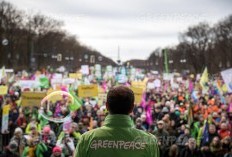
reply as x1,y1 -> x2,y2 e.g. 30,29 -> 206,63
131,86 -> 143,104
1,105 -> 10,133
78,84 -> 98,98
0,85 -> 8,95
221,68 -> 232,93
21,92 -> 47,107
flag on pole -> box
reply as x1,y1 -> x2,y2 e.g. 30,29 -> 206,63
0,66 -> 6,80
200,67 -> 209,91
68,87 -> 82,111
163,49 -> 169,73
187,102 -> 194,127
39,77 -> 50,89
201,120 -> 209,146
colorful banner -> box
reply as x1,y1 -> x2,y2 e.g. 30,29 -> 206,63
21,92 -> 47,107
221,68 -> 232,93
131,86 -> 143,104
1,105 -> 10,133
78,84 -> 98,98
0,85 -> 8,95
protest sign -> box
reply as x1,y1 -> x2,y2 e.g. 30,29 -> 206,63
19,80 -> 40,89
21,92 -> 46,107
131,81 -> 146,91
62,78 -> 75,85
69,72 -> 82,79
53,73 -> 63,79
78,84 -> 98,97
131,86 -> 143,104
221,68 -> 232,93
98,87 -> 107,106
147,82 -> 155,90
1,105 -> 10,133
0,85 -> 8,95
81,65 -> 89,75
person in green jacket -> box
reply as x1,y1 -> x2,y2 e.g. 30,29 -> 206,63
74,85 -> 159,157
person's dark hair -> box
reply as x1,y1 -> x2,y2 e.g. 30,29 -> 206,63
107,86 -> 134,114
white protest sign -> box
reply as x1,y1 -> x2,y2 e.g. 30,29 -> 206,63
19,80 -> 40,89
81,65 -> 89,75
154,79 -> 161,88
221,68 -> 232,93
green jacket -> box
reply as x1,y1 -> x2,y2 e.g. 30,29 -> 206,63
75,114 -> 159,157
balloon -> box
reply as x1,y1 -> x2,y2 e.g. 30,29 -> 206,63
39,91 -> 74,123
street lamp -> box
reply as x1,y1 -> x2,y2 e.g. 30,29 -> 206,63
70,57 -> 74,61
169,60 -> 173,64
180,59 -> 186,63
2,39 -> 8,46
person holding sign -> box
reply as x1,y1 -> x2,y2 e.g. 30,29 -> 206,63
74,86 -> 159,157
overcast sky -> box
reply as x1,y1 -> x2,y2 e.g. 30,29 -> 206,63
7,0 -> 232,62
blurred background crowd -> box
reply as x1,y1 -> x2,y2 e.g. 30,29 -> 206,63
0,67 -> 232,157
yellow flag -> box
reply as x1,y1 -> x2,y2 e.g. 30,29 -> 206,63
200,67 -> 209,90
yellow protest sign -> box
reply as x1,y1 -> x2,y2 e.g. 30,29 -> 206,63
78,84 -> 98,98
131,81 -> 146,91
0,86 -> 8,95
131,86 -> 143,104
21,92 -> 46,107
69,72 -> 82,79
2,105 -> 10,115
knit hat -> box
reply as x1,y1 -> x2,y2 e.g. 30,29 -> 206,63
43,126 -> 51,134
53,146 -> 62,153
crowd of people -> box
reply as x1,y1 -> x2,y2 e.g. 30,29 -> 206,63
0,68 -> 232,157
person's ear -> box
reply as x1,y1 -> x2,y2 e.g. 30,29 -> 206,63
106,102 -> 110,112
128,103 -> 135,114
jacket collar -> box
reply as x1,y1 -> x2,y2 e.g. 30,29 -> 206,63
103,114 -> 134,128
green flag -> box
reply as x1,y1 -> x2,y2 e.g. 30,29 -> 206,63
39,77 -> 50,89
69,87 -> 82,111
